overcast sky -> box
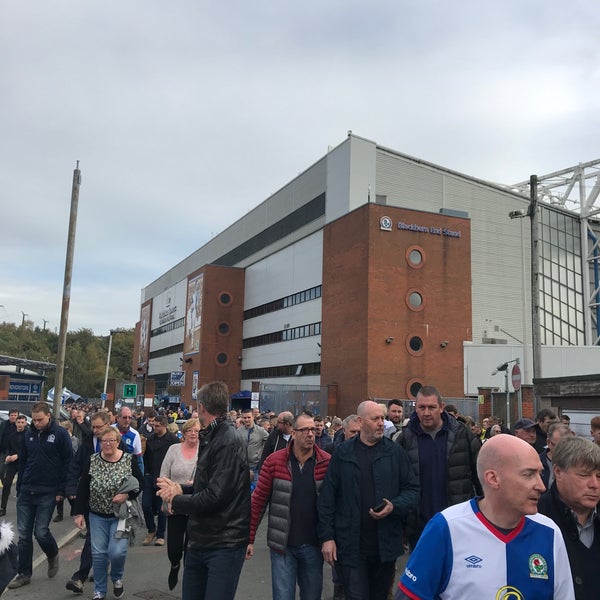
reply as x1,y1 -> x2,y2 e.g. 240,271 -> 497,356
1,1 -> 598,337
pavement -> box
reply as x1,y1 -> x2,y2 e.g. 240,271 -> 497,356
0,488 -> 338,599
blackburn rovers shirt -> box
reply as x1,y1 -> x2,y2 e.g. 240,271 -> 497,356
398,498 -> 574,600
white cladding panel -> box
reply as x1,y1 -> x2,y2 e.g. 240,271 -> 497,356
149,328 -> 184,352
149,354 -> 183,376
242,337 -> 322,369
143,158 -> 327,301
150,280 -> 188,330
244,231 -> 323,310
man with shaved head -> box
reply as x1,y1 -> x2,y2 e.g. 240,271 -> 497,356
318,401 -> 419,600
396,434 -> 575,599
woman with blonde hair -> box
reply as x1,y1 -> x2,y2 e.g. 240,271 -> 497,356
159,418 -> 201,590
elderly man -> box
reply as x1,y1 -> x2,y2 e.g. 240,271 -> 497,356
247,413 -> 331,599
318,400 -> 419,600
538,435 -> 600,600
513,417 -> 537,446
395,385 -> 481,548
157,381 -> 250,600
396,434 -> 575,599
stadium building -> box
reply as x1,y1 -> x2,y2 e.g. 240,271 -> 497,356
134,133 -> 600,418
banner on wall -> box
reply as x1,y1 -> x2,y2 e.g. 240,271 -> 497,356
138,303 -> 151,366
192,370 -> 199,400
184,273 -> 203,355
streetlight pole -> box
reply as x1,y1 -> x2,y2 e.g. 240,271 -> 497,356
102,330 -> 114,408
529,175 -> 542,416
509,175 -> 542,418
492,358 -> 520,429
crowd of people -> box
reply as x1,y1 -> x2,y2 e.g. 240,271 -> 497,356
1,385 -> 600,599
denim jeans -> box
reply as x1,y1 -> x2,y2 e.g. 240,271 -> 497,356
16,491 -> 58,576
337,558 -> 396,600
270,544 -> 323,600
182,546 -> 246,600
89,512 -> 129,596
142,474 -> 166,537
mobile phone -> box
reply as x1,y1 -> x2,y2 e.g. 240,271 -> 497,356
372,501 -> 386,512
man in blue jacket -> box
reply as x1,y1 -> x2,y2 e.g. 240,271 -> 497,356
8,402 -> 72,589
318,400 -> 419,600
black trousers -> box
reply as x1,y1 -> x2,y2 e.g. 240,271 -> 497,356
337,557 -> 396,600
166,514 -> 189,566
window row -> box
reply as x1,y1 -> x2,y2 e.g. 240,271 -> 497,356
150,317 -> 185,338
244,285 -> 322,320
148,343 -> 184,360
241,362 -> 321,380
243,322 -> 322,349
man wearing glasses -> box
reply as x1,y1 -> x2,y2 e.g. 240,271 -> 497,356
113,406 -> 144,473
247,413 -> 331,600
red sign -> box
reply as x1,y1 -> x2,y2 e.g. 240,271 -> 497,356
512,364 -> 522,391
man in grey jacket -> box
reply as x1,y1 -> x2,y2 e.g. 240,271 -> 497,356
236,408 -> 268,490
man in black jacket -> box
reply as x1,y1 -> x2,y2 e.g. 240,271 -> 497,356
0,415 -> 28,516
259,410 -> 293,469
142,415 -> 179,546
538,435 -> 600,600
157,381 -> 250,600
8,402 -> 72,589
395,385 -> 482,548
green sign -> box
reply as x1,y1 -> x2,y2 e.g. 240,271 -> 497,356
123,384 -> 137,398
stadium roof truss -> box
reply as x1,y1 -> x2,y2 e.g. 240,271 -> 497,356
511,159 -> 600,345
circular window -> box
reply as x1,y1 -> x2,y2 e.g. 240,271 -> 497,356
406,289 -> 424,311
218,292 -> 232,306
216,352 -> 229,366
406,379 -> 423,399
410,336 -> 423,350
406,245 -> 425,269
217,322 -> 230,335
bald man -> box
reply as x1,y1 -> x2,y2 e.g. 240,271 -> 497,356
318,401 -> 419,600
396,434 -> 575,599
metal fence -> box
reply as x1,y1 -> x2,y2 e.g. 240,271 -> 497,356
258,383 -> 328,416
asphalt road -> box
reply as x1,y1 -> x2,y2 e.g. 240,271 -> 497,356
0,493 -> 337,599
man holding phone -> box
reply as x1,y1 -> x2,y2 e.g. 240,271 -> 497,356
318,401 -> 419,600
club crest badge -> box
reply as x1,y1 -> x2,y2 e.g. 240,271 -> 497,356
528,554 -> 548,579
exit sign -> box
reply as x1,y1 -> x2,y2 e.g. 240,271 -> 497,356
123,384 -> 137,398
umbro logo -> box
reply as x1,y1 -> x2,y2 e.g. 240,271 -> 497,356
465,555 -> 483,568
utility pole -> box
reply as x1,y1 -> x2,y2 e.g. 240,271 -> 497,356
53,162 -> 82,418
530,175 -> 542,416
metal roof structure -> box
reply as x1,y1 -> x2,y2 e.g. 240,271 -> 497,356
0,354 -> 56,372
